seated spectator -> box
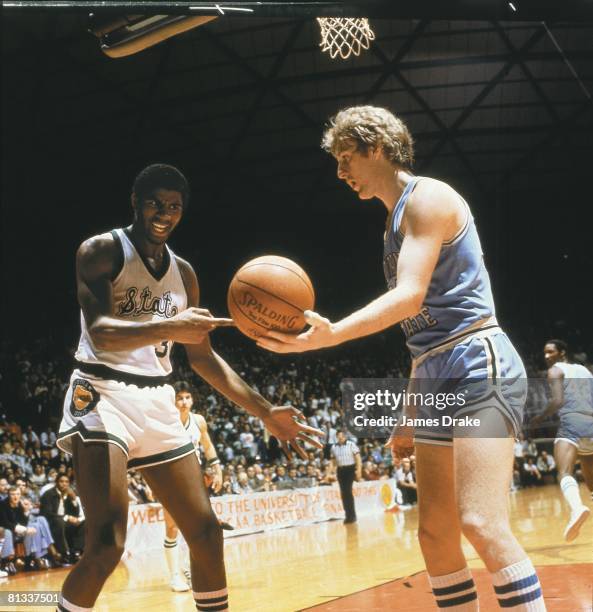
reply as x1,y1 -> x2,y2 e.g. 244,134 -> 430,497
0,487 -> 49,570
0,525 -> 18,575
525,438 -> 538,459
522,457 -> 542,487
376,464 -> 391,480
239,425 -> 257,459
22,426 -> 40,446
0,478 -> 8,502
536,451 -> 557,481
395,458 -> 417,505
285,467 -> 300,489
0,442 -> 30,476
233,472 -> 253,495
15,478 -> 40,507
128,471 -> 155,503
272,465 -> 288,485
127,474 -> 142,504
304,464 -> 320,488
246,466 -> 261,491
39,468 -> 58,496
220,477 -> 234,496
362,461 -> 379,481
20,496 -> 62,569
39,473 -> 85,564
40,428 -> 57,450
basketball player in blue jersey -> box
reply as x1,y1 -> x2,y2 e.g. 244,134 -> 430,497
55,164 -> 324,612
259,107 -> 546,611
531,339 -> 593,541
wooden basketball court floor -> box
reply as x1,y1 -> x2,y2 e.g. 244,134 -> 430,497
2,483 -> 591,611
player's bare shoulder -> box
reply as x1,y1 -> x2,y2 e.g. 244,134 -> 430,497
547,364 -> 565,380
194,412 -> 208,431
76,231 -> 121,280
404,177 -> 466,240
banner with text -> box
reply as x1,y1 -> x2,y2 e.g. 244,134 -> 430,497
125,479 -> 397,555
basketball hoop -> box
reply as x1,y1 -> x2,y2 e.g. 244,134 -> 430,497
317,17 -> 375,60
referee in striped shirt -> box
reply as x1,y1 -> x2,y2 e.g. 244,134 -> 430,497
330,431 -> 362,524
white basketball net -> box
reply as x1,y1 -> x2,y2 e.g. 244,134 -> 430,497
317,17 -> 375,60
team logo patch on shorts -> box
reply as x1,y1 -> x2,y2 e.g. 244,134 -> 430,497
70,378 -> 100,417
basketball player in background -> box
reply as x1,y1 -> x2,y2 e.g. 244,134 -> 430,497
56,164 -> 323,612
259,106 -> 546,610
164,381 -> 230,592
531,339 -> 593,541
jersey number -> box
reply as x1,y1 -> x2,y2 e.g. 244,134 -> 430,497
155,341 -> 169,358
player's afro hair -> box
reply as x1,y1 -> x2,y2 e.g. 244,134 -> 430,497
546,338 -> 568,354
133,163 -> 190,208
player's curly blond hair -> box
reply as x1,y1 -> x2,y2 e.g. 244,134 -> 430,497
321,105 -> 414,169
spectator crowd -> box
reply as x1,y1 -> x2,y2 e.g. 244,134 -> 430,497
1,331 -> 591,579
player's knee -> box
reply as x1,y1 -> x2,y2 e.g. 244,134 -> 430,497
87,520 -> 127,572
183,514 -> 222,551
418,519 -> 449,552
459,511 -> 499,546
557,468 -> 572,480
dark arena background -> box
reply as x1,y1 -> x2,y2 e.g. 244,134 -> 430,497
1,2 -> 592,611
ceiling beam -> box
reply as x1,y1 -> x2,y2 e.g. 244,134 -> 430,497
420,25 -> 548,170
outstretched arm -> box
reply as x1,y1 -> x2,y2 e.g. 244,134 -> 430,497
178,259 -> 324,459
196,414 -> 222,493
77,235 -> 232,351
257,182 -> 457,353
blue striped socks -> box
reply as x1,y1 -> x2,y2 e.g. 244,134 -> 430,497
429,567 -> 479,609
491,559 -> 546,610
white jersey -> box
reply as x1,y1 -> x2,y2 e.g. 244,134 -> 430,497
184,412 -> 202,460
75,228 -> 188,376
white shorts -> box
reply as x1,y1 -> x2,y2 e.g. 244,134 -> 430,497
57,369 -> 195,469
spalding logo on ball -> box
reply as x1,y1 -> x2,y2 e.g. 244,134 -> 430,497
227,255 -> 315,341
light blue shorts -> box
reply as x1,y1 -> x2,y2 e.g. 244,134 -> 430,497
555,412 -> 593,453
411,331 -> 527,446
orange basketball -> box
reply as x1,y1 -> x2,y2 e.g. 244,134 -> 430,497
227,255 -> 315,341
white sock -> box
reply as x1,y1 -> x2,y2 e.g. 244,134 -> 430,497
58,595 -> 93,611
194,587 -> 228,611
560,476 -> 583,513
178,534 -> 191,574
164,537 -> 179,577
491,558 -> 546,610
429,567 -> 479,610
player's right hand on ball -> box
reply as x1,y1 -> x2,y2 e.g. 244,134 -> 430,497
171,307 -> 234,343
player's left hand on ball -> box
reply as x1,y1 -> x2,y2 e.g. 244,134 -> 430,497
263,405 -> 325,460
256,310 -> 336,353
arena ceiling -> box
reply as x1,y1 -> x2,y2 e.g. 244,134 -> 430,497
3,3 -> 592,212
2,2 -> 592,335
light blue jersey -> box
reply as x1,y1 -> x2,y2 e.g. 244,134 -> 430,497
554,362 -> 593,418
383,177 -> 497,358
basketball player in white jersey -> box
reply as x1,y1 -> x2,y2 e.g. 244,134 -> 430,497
531,339 -> 593,541
259,107 -> 546,610
55,164 -> 324,612
164,381 -> 227,592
